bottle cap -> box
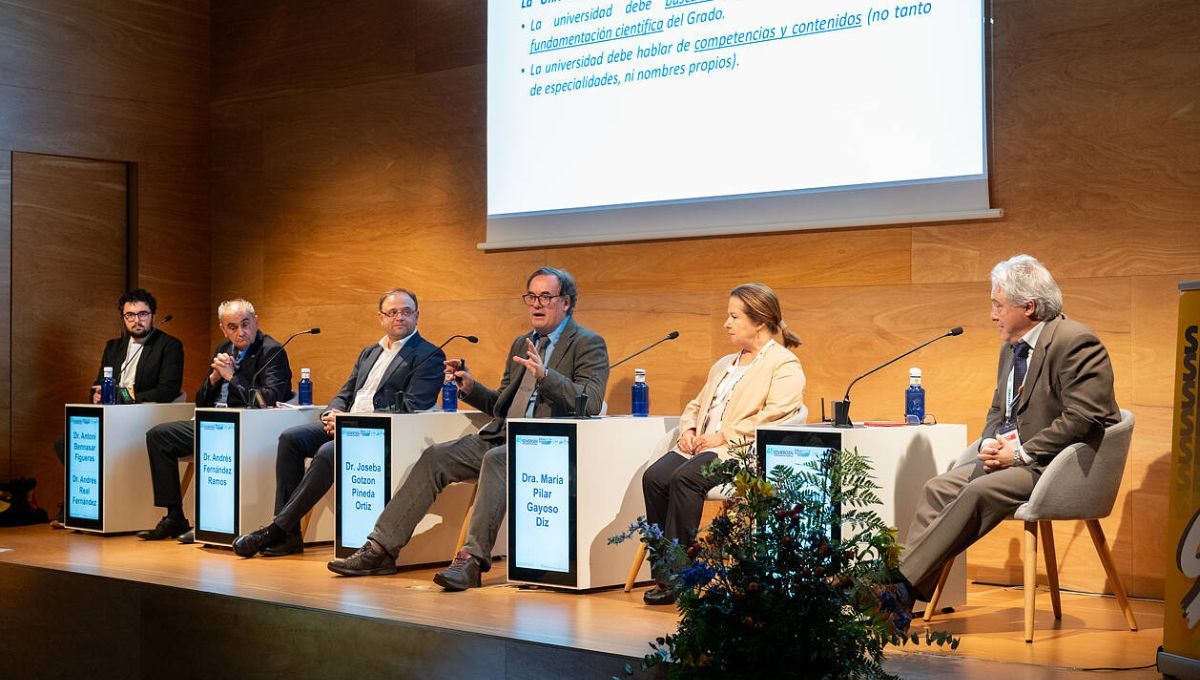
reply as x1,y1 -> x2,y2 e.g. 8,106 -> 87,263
103,366 -> 113,377
301,368 -> 311,378
634,368 -> 646,382
909,367 -> 922,378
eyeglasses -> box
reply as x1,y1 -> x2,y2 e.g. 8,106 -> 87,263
521,293 -> 563,307
122,311 -> 152,321
379,308 -> 417,319
905,413 -> 938,426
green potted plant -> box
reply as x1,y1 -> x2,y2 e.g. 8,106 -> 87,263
611,442 -> 957,679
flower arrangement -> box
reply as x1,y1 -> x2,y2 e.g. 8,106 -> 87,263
610,442 -> 957,679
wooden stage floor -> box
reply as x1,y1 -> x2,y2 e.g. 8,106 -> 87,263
0,525 -> 1166,679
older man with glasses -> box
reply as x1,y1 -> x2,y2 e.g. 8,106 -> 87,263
327,267 -> 609,590
232,288 -> 445,557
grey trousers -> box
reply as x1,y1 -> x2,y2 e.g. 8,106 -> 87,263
899,460 -> 1041,599
367,433 -> 507,565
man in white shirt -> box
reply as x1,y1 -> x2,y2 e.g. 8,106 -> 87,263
232,288 -> 445,557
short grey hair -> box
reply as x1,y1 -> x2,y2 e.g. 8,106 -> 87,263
990,255 -> 1062,321
217,298 -> 256,320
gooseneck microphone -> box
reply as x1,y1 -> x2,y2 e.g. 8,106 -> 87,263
245,327 -> 321,408
609,331 -> 680,370
394,334 -> 479,413
575,331 -> 681,420
832,327 -> 963,428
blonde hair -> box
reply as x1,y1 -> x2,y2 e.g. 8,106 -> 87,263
730,283 -> 800,348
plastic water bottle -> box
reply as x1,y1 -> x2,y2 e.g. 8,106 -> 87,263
631,368 -> 649,417
298,368 -> 313,406
905,367 -> 925,423
442,377 -> 458,412
101,367 -> 116,405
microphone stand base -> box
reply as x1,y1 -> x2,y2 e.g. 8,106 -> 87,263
832,400 -> 854,429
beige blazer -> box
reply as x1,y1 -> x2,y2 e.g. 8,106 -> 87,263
678,341 -> 806,459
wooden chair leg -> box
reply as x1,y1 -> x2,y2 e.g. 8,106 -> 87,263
1085,519 -> 1139,631
625,542 -> 649,593
1024,520 -> 1038,643
1039,520 -> 1062,620
923,560 -> 954,622
453,483 -> 478,559
180,461 -> 195,495
299,508 -> 314,539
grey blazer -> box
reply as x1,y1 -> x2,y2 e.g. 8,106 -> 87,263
464,317 -> 609,441
982,315 -> 1120,461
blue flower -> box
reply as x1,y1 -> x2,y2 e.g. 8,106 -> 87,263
680,561 -> 717,588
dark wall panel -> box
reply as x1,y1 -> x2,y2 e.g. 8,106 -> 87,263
0,1 -> 211,511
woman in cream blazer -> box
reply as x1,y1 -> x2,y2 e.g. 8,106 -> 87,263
640,283 -> 805,605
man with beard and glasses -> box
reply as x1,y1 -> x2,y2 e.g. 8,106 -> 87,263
49,288 -> 184,527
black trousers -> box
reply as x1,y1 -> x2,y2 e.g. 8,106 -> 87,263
272,421 -> 335,536
641,450 -> 721,550
145,419 -> 195,508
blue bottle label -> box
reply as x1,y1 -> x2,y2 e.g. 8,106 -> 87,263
442,381 -> 458,412
905,385 -> 925,420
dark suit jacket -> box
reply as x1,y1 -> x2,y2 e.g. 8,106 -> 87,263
194,330 -> 294,408
464,317 -> 609,441
90,329 -> 184,403
328,331 -> 445,414
982,315 -> 1120,461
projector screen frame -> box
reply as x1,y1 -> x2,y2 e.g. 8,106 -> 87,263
482,0 -> 1000,251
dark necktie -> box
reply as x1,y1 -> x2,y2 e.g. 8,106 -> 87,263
505,334 -> 549,419
1003,341 -> 1031,427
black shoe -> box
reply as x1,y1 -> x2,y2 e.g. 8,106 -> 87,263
433,551 -> 483,591
327,543 -> 396,577
232,526 -> 274,557
643,585 -> 678,606
260,533 -> 304,557
137,516 -> 191,541
177,528 -> 195,544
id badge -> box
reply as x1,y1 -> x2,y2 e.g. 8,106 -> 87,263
997,423 -> 1022,450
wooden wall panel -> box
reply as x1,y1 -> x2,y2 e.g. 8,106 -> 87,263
0,153 -> 9,475
211,0 -> 417,104
11,153 -> 128,512
0,1 -> 210,511
209,0 -> 1200,598
0,0 -> 207,108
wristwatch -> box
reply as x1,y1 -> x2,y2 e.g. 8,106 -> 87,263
1012,445 -> 1027,467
